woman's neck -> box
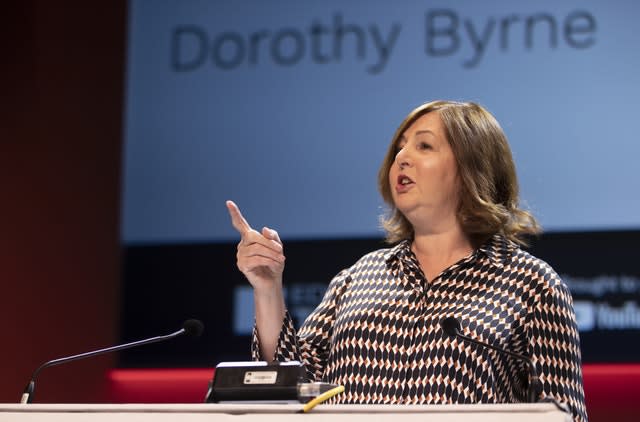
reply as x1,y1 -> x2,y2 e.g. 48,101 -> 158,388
412,220 -> 473,256
410,225 -> 474,281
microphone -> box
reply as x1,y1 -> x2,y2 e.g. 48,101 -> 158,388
20,319 -> 204,404
440,316 -> 541,403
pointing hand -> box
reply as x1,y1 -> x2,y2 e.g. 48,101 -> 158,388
226,200 -> 285,291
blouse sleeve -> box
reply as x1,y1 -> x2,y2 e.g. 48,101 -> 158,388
529,275 -> 588,422
251,269 -> 351,382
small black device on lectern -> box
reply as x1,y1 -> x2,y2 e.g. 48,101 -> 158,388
205,361 -> 338,403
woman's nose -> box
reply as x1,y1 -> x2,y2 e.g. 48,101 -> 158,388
395,147 -> 410,169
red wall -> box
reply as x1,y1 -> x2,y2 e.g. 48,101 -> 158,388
1,1 -> 125,403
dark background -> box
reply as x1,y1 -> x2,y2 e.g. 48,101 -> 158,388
2,1 -> 125,403
119,231 -> 640,368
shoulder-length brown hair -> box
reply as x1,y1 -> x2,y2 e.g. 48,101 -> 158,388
378,100 -> 540,245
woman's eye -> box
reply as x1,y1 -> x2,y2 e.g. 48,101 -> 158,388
418,142 -> 431,150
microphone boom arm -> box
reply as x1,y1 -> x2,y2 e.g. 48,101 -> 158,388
31,328 -> 186,380
20,319 -> 203,404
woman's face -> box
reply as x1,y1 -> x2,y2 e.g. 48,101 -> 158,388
388,111 -> 460,231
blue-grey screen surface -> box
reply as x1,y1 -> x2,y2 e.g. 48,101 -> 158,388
122,0 -> 640,244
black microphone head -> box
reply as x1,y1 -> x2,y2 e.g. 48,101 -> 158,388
182,319 -> 204,337
440,316 -> 461,338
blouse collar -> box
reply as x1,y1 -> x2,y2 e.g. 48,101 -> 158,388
384,233 -> 517,269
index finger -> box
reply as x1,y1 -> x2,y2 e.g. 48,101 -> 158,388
226,200 -> 252,235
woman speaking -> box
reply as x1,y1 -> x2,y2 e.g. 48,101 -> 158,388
226,100 -> 587,422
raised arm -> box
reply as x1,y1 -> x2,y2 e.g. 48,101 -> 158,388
226,200 -> 286,360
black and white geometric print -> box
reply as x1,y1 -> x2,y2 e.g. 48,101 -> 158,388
252,235 -> 587,422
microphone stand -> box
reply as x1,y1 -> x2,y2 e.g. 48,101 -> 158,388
21,319 -> 203,404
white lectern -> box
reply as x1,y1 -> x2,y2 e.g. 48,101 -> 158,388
0,403 -> 571,422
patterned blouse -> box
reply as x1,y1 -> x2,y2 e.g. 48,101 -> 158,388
252,235 -> 587,422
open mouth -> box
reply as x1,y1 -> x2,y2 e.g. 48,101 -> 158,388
395,175 -> 415,192
397,175 -> 414,186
